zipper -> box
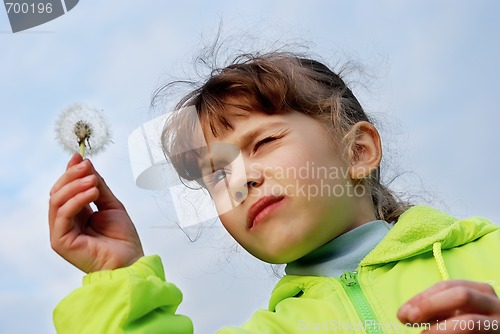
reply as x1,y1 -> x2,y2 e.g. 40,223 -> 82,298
338,271 -> 383,334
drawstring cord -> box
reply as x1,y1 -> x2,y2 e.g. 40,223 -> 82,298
432,242 -> 450,281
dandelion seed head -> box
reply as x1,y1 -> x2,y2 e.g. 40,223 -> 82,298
74,120 -> 92,144
55,103 -> 111,155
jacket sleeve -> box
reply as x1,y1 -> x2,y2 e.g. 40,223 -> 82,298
53,255 -> 194,334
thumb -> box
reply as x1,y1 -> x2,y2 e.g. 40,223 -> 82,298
86,160 -> 126,211
66,153 -> 83,170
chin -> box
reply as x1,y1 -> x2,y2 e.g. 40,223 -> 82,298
253,248 -> 304,264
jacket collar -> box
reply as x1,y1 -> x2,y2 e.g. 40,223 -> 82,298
268,206 -> 498,311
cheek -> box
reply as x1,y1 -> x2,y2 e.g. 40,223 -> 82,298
212,191 -> 238,217
266,149 -> 311,177
268,148 -> 347,186
218,210 -> 245,237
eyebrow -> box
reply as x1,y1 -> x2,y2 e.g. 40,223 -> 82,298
198,120 -> 288,173
239,120 -> 287,151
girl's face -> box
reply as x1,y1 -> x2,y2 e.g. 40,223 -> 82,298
200,106 -> 374,263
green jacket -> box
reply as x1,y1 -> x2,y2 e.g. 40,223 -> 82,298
53,206 -> 500,333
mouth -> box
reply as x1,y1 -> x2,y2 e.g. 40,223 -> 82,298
247,195 -> 286,229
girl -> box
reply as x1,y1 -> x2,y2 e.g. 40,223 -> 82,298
49,52 -> 500,333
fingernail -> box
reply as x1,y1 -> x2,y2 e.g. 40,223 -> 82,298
399,303 -> 410,316
81,175 -> 94,184
77,160 -> 87,170
407,306 -> 420,322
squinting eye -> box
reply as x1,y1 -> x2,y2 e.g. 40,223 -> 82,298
214,169 -> 228,183
254,136 -> 278,153
204,169 -> 229,188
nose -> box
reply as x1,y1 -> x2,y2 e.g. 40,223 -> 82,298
233,180 -> 259,202
210,152 -> 265,216
229,159 -> 262,204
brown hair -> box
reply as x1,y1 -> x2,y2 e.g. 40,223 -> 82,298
160,52 -> 409,222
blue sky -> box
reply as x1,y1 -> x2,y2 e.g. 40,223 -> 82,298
1,1 -> 499,333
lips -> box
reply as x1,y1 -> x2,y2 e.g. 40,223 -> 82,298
247,195 -> 286,229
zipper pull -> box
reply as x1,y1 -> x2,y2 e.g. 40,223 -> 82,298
340,270 -> 357,286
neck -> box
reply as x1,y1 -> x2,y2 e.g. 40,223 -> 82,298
346,195 -> 379,232
285,219 -> 392,277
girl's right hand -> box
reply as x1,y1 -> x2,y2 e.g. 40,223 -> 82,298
49,153 -> 144,273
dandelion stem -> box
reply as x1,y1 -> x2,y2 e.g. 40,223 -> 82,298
79,141 -> 85,157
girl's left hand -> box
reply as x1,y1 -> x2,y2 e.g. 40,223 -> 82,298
398,280 -> 500,333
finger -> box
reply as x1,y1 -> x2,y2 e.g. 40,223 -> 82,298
399,281 -> 500,324
423,314 -> 500,334
399,280 -> 497,318
50,186 -> 99,247
66,153 -> 83,169
49,173 -> 98,231
50,158 -> 93,196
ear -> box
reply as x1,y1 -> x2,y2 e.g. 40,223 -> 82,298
346,121 -> 382,180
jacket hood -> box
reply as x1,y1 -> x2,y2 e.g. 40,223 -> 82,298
360,205 -> 498,266
268,206 -> 498,312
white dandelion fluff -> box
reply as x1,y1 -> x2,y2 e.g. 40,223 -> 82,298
55,103 -> 111,157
